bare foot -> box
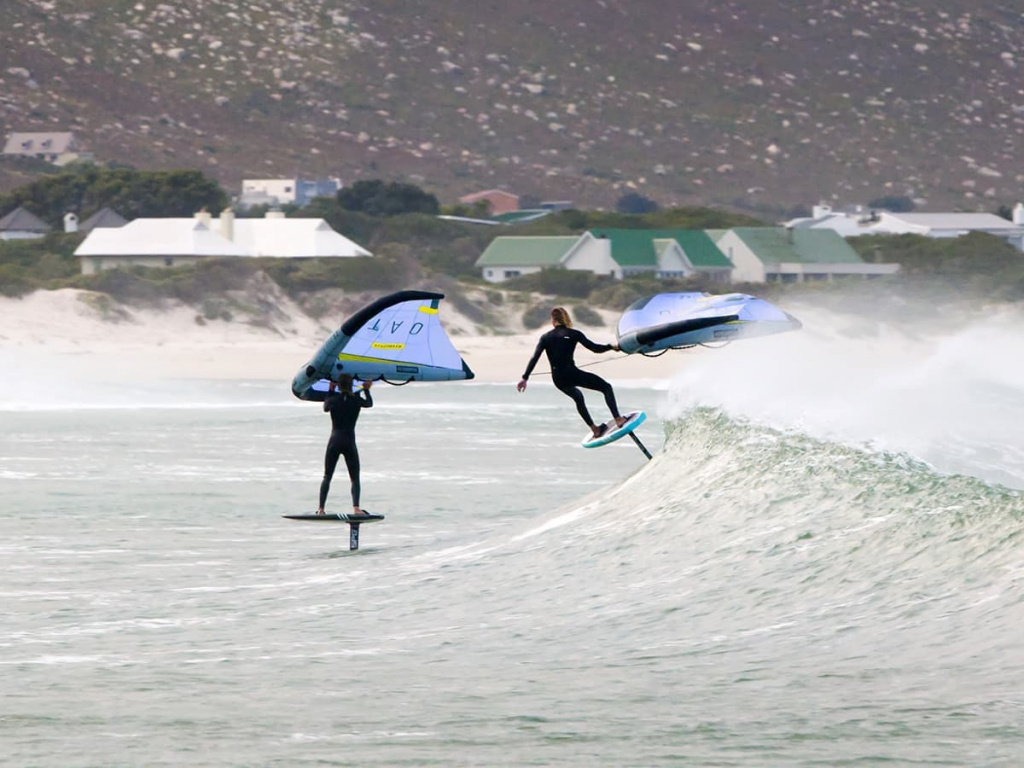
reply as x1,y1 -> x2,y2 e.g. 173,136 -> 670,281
316,508 -> 325,516
614,416 -> 628,428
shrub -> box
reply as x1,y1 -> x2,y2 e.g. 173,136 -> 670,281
522,304 -> 551,329
571,304 -> 603,326
504,267 -> 610,298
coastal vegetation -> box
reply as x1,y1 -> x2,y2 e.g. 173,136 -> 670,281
1,170 -> 1022,323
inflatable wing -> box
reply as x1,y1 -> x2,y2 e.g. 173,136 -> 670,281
616,292 -> 801,355
292,290 -> 474,400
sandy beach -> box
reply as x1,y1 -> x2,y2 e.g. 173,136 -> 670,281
0,288 -> 690,386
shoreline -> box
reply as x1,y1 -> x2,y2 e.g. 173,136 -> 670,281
0,289 -> 691,386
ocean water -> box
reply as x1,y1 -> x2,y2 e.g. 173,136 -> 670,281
2,313 -> 1024,767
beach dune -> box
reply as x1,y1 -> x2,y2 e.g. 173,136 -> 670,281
0,288 -> 690,385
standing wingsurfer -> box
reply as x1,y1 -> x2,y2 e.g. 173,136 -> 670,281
317,374 -> 372,518
517,307 -> 626,439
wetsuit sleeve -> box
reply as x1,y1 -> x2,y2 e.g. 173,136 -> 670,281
522,335 -> 546,380
360,388 -> 373,408
323,392 -> 339,412
574,328 -> 613,354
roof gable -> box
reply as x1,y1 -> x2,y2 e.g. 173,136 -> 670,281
80,207 -> 128,231
731,228 -> 865,265
589,228 -> 732,268
0,206 -> 52,233
475,236 -> 578,267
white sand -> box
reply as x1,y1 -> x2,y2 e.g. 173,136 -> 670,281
0,288 -> 689,385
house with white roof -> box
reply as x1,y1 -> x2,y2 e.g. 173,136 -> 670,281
787,203 -> 1024,251
75,210 -> 371,275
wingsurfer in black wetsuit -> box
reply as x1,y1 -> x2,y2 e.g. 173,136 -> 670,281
317,373 -> 373,517
517,307 -> 626,439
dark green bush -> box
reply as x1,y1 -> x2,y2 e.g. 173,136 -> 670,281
571,304 -> 604,326
504,268 -> 611,299
522,304 -> 551,329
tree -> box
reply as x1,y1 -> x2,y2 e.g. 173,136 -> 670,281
337,180 -> 440,216
867,195 -> 915,213
615,192 -> 659,215
0,166 -> 228,224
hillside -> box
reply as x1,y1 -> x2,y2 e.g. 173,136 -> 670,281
2,0 -> 1022,213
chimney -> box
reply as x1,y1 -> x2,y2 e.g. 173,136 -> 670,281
194,208 -> 213,227
219,207 -> 235,240
265,208 -> 286,219
1014,203 -> 1024,226
64,212 -> 79,233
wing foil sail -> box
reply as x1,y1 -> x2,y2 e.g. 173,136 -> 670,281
616,292 -> 801,354
292,290 -> 474,400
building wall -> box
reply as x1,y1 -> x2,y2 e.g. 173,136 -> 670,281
656,245 -> 693,278
717,232 -> 767,283
0,231 -> 46,241
81,255 -> 208,276
241,179 -> 299,204
481,265 -> 543,283
564,237 -> 622,278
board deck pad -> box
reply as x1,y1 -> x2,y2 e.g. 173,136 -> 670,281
581,411 -> 647,448
282,512 -> 385,523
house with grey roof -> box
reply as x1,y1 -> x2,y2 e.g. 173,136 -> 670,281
80,207 -> 128,232
0,206 -> 52,240
787,203 -> 1024,251
713,228 -> 899,283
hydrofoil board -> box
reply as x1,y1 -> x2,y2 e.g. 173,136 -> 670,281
282,512 -> 385,523
581,411 -> 646,448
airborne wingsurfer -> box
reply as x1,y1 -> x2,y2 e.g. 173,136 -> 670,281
517,307 -> 626,439
317,374 -> 373,518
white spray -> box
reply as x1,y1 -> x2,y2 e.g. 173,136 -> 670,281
661,303 -> 1024,489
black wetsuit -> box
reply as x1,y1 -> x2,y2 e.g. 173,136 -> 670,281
319,388 -> 373,509
522,326 -> 621,427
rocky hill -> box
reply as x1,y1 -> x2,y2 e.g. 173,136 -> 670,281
2,0 -> 1022,213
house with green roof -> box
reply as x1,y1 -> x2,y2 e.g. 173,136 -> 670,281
475,229 -> 735,283
713,227 -> 900,283
475,236 -> 593,283
581,229 -> 732,282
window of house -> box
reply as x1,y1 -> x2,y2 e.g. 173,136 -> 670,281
503,270 -> 521,279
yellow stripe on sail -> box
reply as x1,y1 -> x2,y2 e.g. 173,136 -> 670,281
418,306 -> 438,314
337,352 -> 408,365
